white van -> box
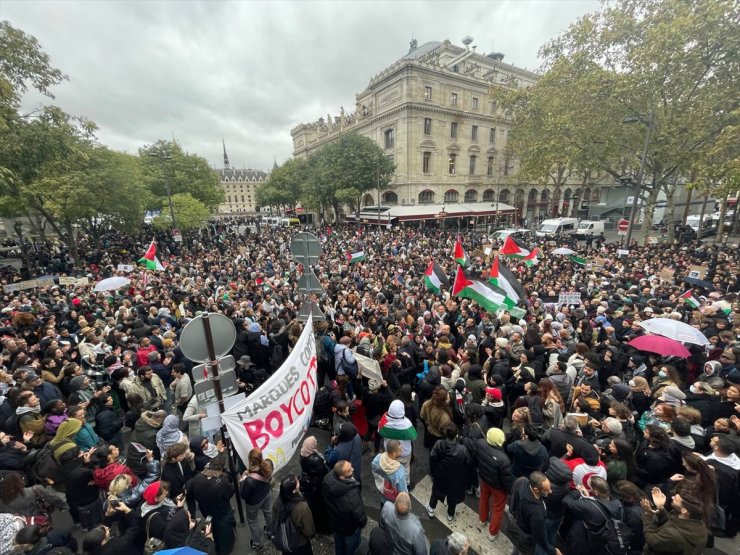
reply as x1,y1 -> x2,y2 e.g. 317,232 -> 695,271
574,220 -> 605,239
535,218 -> 579,238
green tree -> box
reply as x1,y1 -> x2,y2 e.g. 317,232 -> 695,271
502,0 -> 739,243
256,157 -> 304,211
301,133 -> 395,220
152,193 -> 210,231
139,140 -> 224,211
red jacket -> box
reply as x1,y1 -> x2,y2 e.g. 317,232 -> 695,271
136,345 -> 157,368
93,462 -> 139,491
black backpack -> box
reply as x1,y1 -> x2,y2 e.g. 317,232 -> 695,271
270,510 -> 304,552
3,413 -> 22,437
31,443 -> 61,485
585,499 -> 632,555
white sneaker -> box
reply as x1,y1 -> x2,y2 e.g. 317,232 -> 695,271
447,514 -> 454,523
475,487 -> 481,498
477,520 -> 488,530
489,533 -> 499,543
426,504 -> 435,518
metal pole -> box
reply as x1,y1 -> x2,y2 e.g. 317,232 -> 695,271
623,112 -> 653,248
201,313 -> 245,523
158,156 -> 177,229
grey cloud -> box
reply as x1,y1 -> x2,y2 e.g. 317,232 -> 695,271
5,0 -> 599,170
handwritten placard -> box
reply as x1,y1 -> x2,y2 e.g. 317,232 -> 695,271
688,265 -> 707,279
558,292 -> 582,305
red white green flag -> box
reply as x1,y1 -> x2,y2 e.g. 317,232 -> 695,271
138,240 -> 165,271
423,261 -> 449,293
680,290 -> 700,309
454,236 -> 469,267
452,266 -> 506,313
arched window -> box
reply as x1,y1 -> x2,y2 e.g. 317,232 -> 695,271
528,189 -> 538,202
382,191 -> 398,205
499,189 -> 510,203
482,189 -> 495,202
419,189 -> 435,204
444,189 -> 459,203
464,190 -> 478,202
540,189 -> 549,202
362,194 -> 375,207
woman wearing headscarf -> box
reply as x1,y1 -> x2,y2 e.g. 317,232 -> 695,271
240,448 -> 275,551
186,453 -> 235,555
299,436 -> 330,535
271,476 -> 315,555
156,414 -> 186,457
189,435 -> 219,472
50,418 -> 83,474
698,360 -> 725,390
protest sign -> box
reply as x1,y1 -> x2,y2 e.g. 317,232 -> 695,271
117,264 -> 134,272
2,280 -> 38,293
659,267 -> 676,282
222,317 -> 317,471
356,352 -> 382,382
558,292 -> 582,305
59,277 -> 77,286
688,265 -> 707,279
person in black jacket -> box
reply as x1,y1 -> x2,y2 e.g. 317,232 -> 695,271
322,460 -> 367,555
0,430 -> 28,471
542,457 -> 573,551
634,425 -> 679,488
426,422 -> 470,523
476,427 -> 514,541
81,503 -> 142,555
95,394 -> 123,448
562,476 -> 626,553
541,415 -> 600,461
509,472 -> 558,555
185,454 -> 235,555
240,448 -> 274,551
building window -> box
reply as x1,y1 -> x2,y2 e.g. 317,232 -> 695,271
423,118 -> 432,135
465,190 -> 478,202
444,189 -> 459,203
472,97 -> 479,110
450,122 -> 458,139
424,86 -> 432,101
469,155 -> 477,175
487,157 -> 494,176
419,189 -> 434,204
449,154 -> 457,175
228,195 -> 232,203
422,151 -> 431,174
241,195 -> 245,202
482,189 -> 495,201
384,129 -> 395,149
450,92 -> 458,106
503,157 -> 511,176
471,125 -> 478,141
490,128 -> 497,143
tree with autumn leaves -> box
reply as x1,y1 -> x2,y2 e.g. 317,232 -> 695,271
494,0 -> 739,244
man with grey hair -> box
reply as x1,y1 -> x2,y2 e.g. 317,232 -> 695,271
429,531 -> 469,555
369,492 -> 428,555
542,414 -> 600,461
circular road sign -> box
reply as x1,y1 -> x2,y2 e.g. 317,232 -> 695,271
617,219 -> 630,232
179,313 -> 236,363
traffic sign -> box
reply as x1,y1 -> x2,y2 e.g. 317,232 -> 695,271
617,219 -> 629,235
192,355 -> 235,383
172,228 -> 183,242
193,369 -> 239,406
179,313 -> 236,363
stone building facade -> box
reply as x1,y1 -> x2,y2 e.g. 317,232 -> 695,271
291,39 -> 609,223
216,168 -> 266,215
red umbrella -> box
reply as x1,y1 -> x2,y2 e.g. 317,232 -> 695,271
627,335 -> 691,358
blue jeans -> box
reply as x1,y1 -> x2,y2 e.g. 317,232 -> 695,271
334,528 -> 361,555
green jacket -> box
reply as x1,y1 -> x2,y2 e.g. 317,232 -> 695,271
643,508 -> 707,555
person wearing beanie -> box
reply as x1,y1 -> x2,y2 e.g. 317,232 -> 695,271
658,385 -> 687,407
475,427 -> 513,542
378,400 -> 418,486
481,387 -> 506,429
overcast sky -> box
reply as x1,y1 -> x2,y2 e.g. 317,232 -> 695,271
4,0 -> 599,170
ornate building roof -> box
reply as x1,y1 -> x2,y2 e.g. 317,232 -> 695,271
219,168 -> 268,182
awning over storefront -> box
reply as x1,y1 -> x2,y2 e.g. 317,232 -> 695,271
347,202 -> 517,225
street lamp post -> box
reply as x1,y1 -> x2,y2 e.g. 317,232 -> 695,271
150,151 -> 176,229
623,112 -> 654,248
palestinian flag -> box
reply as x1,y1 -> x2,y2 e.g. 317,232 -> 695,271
522,248 -> 540,266
423,261 -> 449,293
347,251 -> 366,264
500,235 -> 531,258
569,255 -> 587,266
138,240 -> 165,271
378,411 -> 418,441
454,236 -> 469,267
680,290 -> 700,309
452,266 -> 506,313
489,257 -> 526,304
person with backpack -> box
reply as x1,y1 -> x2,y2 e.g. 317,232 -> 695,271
333,337 -> 358,396
271,475 -> 315,555
562,475 -> 632,554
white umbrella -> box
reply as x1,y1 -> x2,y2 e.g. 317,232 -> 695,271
551,247 -> 576,255
637,318 -> 710,346
93,276 -> 131,292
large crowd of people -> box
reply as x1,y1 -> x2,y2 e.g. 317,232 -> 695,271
0,219 -> 737,555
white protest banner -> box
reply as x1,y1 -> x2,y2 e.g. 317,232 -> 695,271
59,277 -> 77,286
558,292 -> 582,305
355,352 -> 382,382
222,317 -> 317,471
117,264 -> 134,272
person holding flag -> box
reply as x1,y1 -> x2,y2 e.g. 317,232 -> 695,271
138,240 -> 165,271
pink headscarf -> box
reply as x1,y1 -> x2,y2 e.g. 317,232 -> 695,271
300,436 -> 321,458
